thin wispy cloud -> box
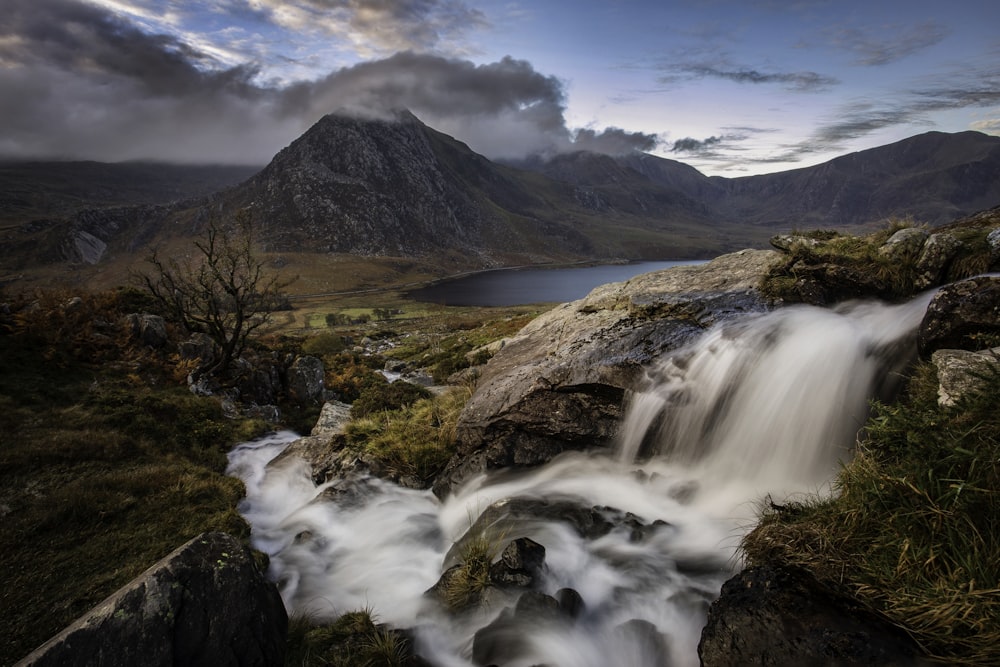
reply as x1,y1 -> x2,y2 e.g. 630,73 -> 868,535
658,60 -> 838,92
826,21 -> 948,66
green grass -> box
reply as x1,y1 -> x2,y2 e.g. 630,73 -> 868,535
0,290 -> 269,664
345,386 -> 471,486
285,608 -> 412,667
742,362 -> 1000,665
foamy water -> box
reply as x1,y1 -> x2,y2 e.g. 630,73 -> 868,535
226,291 -> 935,666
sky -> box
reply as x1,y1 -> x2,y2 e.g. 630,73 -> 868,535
0,0 -> 998,176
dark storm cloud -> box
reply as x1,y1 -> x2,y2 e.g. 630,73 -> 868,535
826,21 -> 947,66
0,0 -> 649,163
571,127 -> 660,154
670,136 -> 722,153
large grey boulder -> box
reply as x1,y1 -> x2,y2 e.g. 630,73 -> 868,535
917,276 -> 1000,355
434,249 -> 780,497
17,532 -> 286,667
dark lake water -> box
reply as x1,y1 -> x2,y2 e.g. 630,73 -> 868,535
405,260 -> 705,306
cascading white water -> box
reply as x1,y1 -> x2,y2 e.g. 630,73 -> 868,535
226,292 -> 935,667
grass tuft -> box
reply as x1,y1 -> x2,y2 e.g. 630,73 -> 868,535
741,361 -> 1000,665
344,386 -> 471,486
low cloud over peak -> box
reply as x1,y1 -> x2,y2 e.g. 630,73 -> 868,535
0,0 -> 660,164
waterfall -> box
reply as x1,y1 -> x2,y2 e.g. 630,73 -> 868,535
226,292 -> 935,667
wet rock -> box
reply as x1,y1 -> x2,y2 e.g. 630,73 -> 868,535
917,276 -> 1000,355
18,532 -> 286,667
489,538 -> 546,588
434,249 -> 779,497
555,587 -> 585,619
286,355 -> 325,404
931,347 -> 1000,407
612,619 -> 671,666
471,591 -> 568,666
698,565 -> 928,667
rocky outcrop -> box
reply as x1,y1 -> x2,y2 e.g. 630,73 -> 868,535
698,565 -> 928,666
433,249 -> 780,497
918,276 -> 1000,355
17,532 -> 287,667
286,355 -> 325,404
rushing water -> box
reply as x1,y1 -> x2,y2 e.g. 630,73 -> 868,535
226,291 -> 936,666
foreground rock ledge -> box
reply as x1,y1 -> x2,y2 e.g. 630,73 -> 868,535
698,565 -> 929,667
435,249 -> 781,497
17,532 -> 287,667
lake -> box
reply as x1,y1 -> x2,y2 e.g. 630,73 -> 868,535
405,260 -> 705,307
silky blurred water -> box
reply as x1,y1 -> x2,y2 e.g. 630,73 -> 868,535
227,291 -> 934,666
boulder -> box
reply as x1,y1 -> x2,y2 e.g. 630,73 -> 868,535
17,532 -> 287,667
122,313 -> 168,348
434,249 -> 780,497
310,400 -> 353,436
913,232 -> 962,289
917,277 -> 1000,355
698,565 -> 928,667
878,227 -> 928,259
286,355 -> 325,404
931,347 -> 1000,407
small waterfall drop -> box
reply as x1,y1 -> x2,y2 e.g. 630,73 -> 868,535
226,292 -> 935,667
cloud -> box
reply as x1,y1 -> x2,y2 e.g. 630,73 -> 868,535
572,127 -> 660,155
658,61 -> 838,92
0,0 -> 640,163
971,118 -> 1000,135
670,136 -> 722,153
826,21 -> 947,66
247,0 -> 489,56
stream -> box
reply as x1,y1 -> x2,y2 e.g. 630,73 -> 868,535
226,291 -> 935,666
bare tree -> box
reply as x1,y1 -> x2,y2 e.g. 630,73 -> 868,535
139,211 -> 292,377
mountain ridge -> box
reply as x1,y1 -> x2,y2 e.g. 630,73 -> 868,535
2,112 -> 999,292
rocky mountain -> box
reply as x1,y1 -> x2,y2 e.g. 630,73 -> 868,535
224,110 -> 735,265
2,112 -> 999,292
714,130 -> 1000,226
516,130 -> 1000,228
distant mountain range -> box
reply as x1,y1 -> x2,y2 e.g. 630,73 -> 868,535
2,110 -> 999,291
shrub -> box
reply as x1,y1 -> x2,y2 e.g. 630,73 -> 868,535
344,386 -> 470,485
350,381 -> 431,418
302,332 -> 347,356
